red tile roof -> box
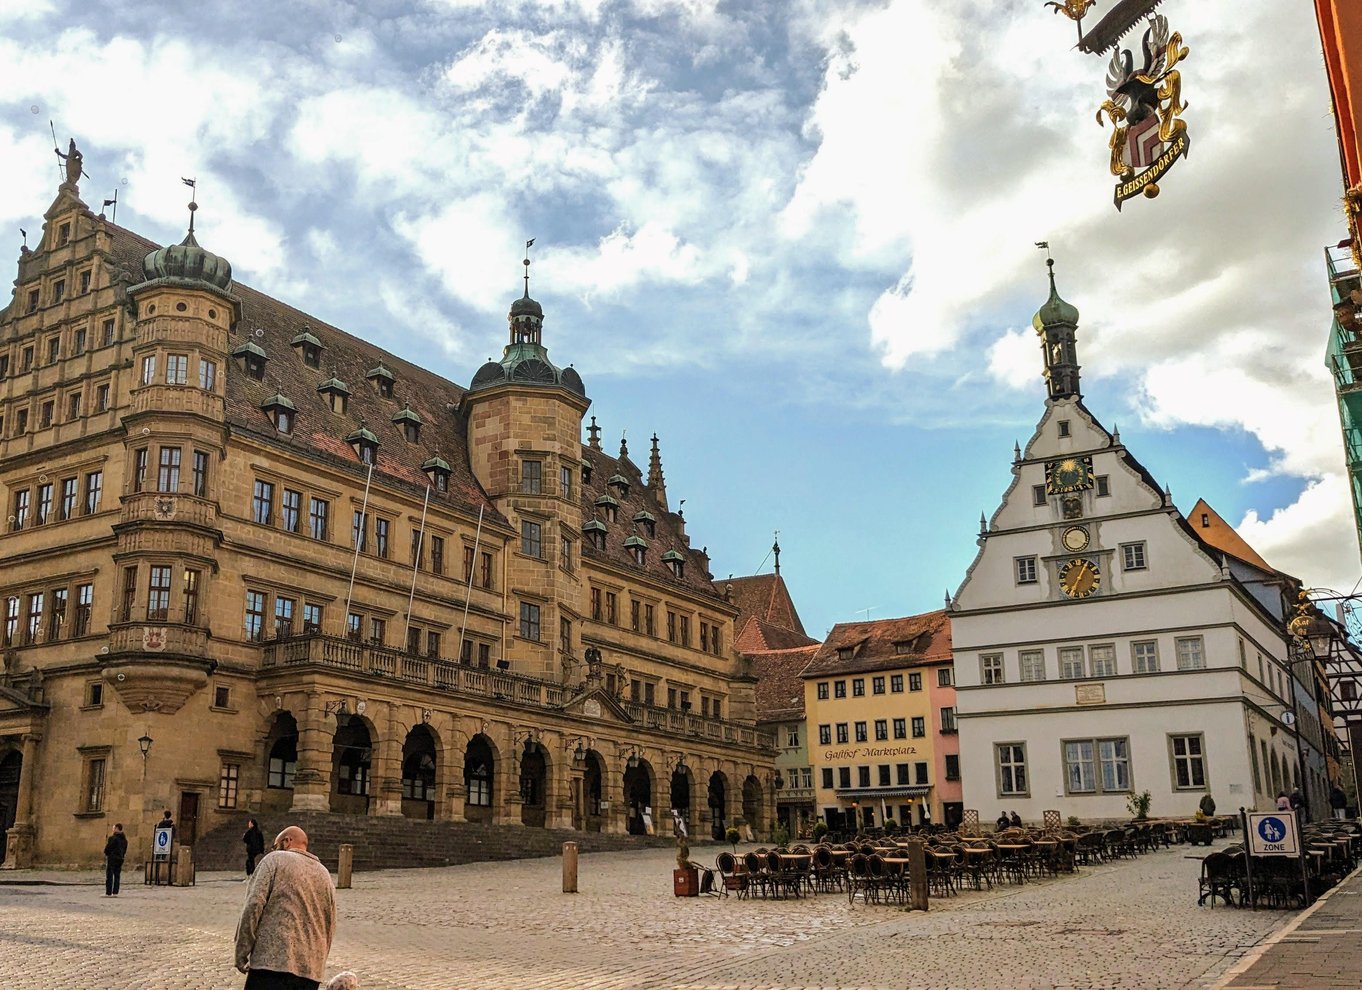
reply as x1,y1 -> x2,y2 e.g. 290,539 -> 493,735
801,609 -> 952,678
748,644 -> 820,722
723,573 -> 818,652
1187,498 -> 1274,572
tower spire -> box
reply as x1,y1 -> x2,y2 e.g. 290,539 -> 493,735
772,531 -> 781,576
523,238 -> 535,298
1032,248 -> 1082,401
587,415 -> 601,450
647,433 -> 668,510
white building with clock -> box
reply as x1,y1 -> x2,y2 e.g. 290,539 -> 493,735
949,260 -> 1319,823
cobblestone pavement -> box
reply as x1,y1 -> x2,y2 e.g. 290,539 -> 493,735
0,846 -> 1293,990
1214,863 -> 1362,989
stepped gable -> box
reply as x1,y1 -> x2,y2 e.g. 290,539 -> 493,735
802,609 -> 951,678
726,573 -> 817,651
748,644 -> 819,722
1187,498 -> 1274,572
578,442 -> 723,600
105,223 -> 503,522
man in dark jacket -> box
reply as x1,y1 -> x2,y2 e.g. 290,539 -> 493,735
104,823 -> 128,896
1330,785 -> 1349,821
243,819 -> 266,877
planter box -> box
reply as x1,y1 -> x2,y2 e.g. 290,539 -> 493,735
673,867 -> 699,897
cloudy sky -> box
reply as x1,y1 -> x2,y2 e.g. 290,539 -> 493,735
0,0 -> 1354,636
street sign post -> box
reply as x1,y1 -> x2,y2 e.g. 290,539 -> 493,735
1246,812 -> 1299,856
153,824 -> 173,861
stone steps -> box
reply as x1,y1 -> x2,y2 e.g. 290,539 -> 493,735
194,811 -> 690,872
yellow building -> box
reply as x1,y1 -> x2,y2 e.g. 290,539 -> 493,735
0,148 -> 774,867
803,611 -> 952,832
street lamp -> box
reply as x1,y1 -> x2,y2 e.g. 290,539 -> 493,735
138,731 -> 153,781
1287,604 -> 1341,816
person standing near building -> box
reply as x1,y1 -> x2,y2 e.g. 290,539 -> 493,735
243,819 -> 266,877
103,823 -> 128,896
1330,784 -> 1349,821
235,825 -> 337,990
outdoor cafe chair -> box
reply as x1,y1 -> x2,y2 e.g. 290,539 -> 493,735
715,851 -> 748,899
743,852 -> 770,899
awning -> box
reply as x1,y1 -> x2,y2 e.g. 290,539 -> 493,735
833,786 -> 931,798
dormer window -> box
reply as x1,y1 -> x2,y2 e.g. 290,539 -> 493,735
392,405 -> 422,443
624,535 -> 647,566
633,510 -> 656,538
422,456 -> 450,493
607,473 -> 630,498
232,342 -> 267,381
317,377 -> 350,414
662,549 -> 684,578
367,363 -> 395,399
346,425 -> 379,465
261,394 -> 297,435
582,463 -> 593,485
837,647 -> 853,660
583,518 -> 607,550
290,330 -> 323,368
595,493 -> 618,523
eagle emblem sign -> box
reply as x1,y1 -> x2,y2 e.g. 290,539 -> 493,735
1095,14 -> 1189,209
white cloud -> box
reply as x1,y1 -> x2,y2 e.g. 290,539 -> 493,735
1237,475 -> 1360,593
986,327 -> 1039,392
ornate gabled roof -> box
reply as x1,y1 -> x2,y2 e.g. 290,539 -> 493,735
578,441 -> 726,602
100,222 -> 504,522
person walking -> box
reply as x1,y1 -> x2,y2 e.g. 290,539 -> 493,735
243,818 -> 266,878
235,825 -> 337,990
1275,791 -> 1291,812
103,823 -> 128,897
1290,787 -> 1308,823
1330,784 -> 1349,821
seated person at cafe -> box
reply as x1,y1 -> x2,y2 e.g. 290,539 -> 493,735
1009,811 -> 1023,828
996,812 -> 1010,830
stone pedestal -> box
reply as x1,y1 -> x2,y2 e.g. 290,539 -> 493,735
3,823 -> 35,869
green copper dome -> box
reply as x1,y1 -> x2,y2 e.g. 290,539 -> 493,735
1032,261 -> 1079,330
141,228 -> 232,292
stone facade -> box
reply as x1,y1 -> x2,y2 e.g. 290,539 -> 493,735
0,158 -> 774,867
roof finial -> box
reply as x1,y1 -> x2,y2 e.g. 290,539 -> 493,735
523,237 -> 535,298
1013,440 -> 1021,462
619,431 -> 628,460
647,432 -> 667,510
182,177 -> 198,235
587,415 -> 601,450
773,530 -> 781,576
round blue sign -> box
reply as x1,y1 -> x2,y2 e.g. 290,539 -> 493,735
1257,816 -> 1287,843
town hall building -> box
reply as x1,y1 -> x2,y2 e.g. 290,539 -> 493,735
950,259 -> 1333,824
0,147 -> 774,867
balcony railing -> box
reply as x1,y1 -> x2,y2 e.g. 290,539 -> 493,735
262,635 -> 774,750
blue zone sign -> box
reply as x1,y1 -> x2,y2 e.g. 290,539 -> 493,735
1247,813 -> 1299,857
153,825 -> 173,861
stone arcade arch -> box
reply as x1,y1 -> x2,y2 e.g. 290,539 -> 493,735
0,750 -> 21,865
742,774 -> 764,835
669,765 -> 693,833
707,771 -> 729,840
401,725 -> 439,821
464,734 -> 496,825
519,740 -> 550,828
583,749 -> 605,832
332,717 -> 374,815
262,712 -> 299,814
623,757 -> 655,835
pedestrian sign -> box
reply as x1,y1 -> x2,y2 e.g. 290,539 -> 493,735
153,824 -> 173,861
1246,812 -> 1299,856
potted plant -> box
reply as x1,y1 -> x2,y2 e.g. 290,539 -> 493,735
1127,790 -> 1152,821
1066,815 -> 1082,828
725,825 -> 740,852
812,820 -> 828,843
772,824 -> 790,848
882,817 -> 897,833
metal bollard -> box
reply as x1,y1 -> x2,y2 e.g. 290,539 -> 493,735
907,838 -> 929,912
337,843 -> 353,889
562,841 -> 578,893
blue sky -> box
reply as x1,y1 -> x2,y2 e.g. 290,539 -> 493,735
0,0 -> 1355,637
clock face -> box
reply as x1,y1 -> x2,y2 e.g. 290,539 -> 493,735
1062,526 -> 1090,552
1046,456 -> 1094,494
1058,558 -> 1101,599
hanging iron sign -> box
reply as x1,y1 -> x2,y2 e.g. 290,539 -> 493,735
1096,13 -> 1190,209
